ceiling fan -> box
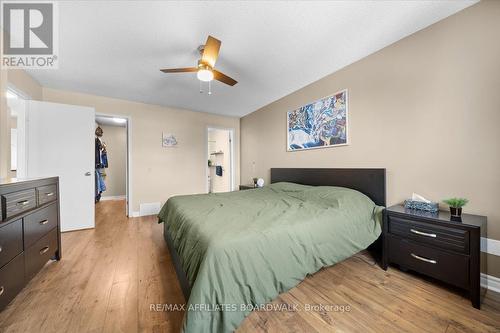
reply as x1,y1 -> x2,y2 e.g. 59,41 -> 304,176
160,35 -> 237,94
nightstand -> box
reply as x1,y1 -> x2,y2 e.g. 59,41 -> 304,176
239,185 -> 256,190
382,205 -> 487,309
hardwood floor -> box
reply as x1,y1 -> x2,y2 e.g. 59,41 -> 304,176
0,200 -> 499,333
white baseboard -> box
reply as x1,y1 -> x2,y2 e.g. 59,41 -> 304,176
100,195 -> 126,201
481,237 -> 500,257
130,202 -> 161,218
481,273 -> 500,293
140,202 -> 161,216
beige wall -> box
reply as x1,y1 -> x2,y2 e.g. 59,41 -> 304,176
208,129 -> 231,193
43,87 -> 240,213
240,1 -> 500,276
99,125 -> 127,198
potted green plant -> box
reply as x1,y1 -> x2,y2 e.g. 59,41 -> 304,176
442,197 -> 469,217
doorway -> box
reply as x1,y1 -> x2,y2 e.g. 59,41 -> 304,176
95,115 -> 131,217
206,127 -> 234,193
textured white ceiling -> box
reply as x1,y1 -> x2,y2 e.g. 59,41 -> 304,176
27,1 -> 477,117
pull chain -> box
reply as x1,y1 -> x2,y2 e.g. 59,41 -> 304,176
208,80 -> 212,95
199,80 -> 203,93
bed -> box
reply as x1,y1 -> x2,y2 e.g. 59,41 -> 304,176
159,168 -> 386,333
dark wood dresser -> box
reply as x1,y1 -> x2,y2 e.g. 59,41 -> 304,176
382,205 -> 486,309
0,177 -> 61,311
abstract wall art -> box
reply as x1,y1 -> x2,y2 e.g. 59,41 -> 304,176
287,89 -> 348,151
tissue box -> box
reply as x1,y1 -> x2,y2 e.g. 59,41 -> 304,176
404,199 -> 439,212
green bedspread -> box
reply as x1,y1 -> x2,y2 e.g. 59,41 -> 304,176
158,182 -> 383,333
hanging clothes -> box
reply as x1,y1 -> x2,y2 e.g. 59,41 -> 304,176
95,138 -> 103,168
95,136 -> 109,202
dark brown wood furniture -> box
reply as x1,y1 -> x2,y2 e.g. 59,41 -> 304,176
0,177 -> 61,311
382,205 -> 486,309
239,184 -> 256,190
165,168 -> 386,300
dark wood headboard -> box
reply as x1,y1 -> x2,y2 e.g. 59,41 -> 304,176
270,168 -> 386,207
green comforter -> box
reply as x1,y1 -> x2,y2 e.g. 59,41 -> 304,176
158,182 -> 383,333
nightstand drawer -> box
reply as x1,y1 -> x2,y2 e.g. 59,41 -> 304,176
388,216 -> 469,254
387,234 -> 469,289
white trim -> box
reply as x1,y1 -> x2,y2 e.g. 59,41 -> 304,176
100,195 -> 126,201
139,202 -> 161,217
95,113 -> 132,217
481,237 -> 500,257
481,273 -> 500,293
6,84 -> 31,100
205,126 -> 236,193
131,211 -> 140,218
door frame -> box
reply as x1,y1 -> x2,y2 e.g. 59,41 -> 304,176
95,113 -> 133,217
6,84 -> 31,179
205,126 -> 235,193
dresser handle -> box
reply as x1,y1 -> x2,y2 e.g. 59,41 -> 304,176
39,219 -> 49,225
39,246 -> 50,255
45,192 -> 54,197
411,253 -> 437,264
0,245 -> 2,253
410,229 -> 436,238
16,200 -> 30,206
0,286 -> 4,296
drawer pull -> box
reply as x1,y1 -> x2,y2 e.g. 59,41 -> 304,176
39,219 -> 49,225
410,229 -> 436,238
45,192 -> 54,197
39,246 -> 50,255
411,253 -> 437,264
16,200 -> 30,206
0,286 -> 4,296
0,245 -> 2,253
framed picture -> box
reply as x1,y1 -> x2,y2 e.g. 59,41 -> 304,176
287,89 -> 348,151
162,133 -> 178,147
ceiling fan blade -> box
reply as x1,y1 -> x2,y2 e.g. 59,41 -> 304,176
201,36 -> 221,68
160,67 -> 198,73
213,70 -> 237,86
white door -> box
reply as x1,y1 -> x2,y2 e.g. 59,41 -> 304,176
24,100 -> 95,232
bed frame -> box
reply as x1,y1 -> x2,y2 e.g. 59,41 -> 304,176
164,167 -> 386,300
271,168 -> 386,206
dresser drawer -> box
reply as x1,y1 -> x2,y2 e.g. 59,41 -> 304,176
0,253 -> 25,311
25,229 -> 58,281
388,215 -> 469,254
387,234 -> 469,289
0,220 -> 23,268
36,185 -> 57,206
24,203 -> 58,248
1,189 -> 36,220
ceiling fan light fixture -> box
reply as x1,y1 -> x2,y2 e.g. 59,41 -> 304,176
197,68 -> 214,82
